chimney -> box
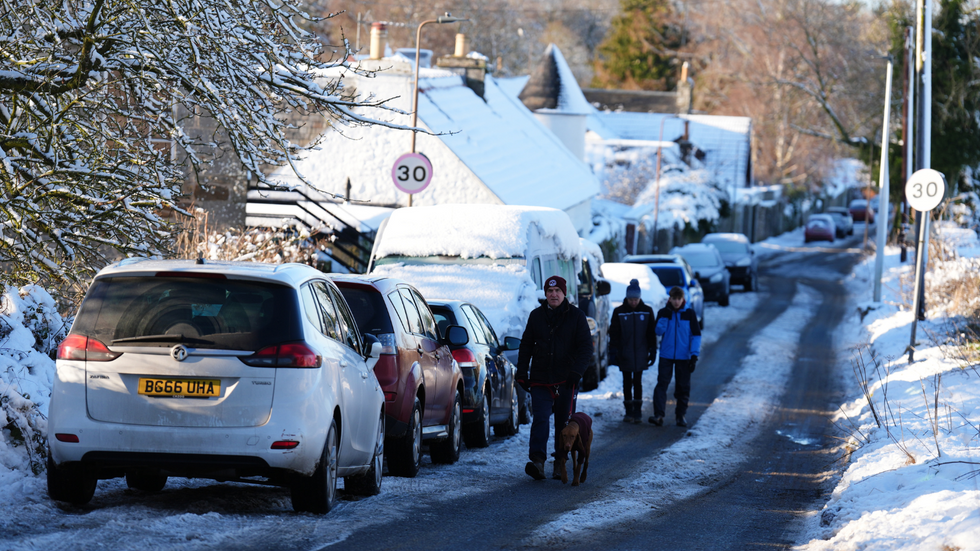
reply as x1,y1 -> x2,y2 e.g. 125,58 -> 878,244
454,33 -> 468,57
676,60 -> 693,114
369,22 -> 386,60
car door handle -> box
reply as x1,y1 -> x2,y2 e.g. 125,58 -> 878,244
340,360 -> 348,368
361,370 -> 369,379
417,345 -> 424,356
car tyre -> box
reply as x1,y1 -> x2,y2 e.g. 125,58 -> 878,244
126,472 -> 168,492
345,409 -> 385,496
47,454 -> 97,505
387,398 -> 422,478
464,391 -> 491,449
291,419 -> 338,514
430,391 -> 462,464
494,383 -> 520,436
719,292 -> 730,307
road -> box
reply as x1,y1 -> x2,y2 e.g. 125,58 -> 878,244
0,235 -> 865,551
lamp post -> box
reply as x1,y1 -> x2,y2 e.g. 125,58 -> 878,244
651,114 -> 683,252
873,55 -> 893,302
408,13 -> 466,206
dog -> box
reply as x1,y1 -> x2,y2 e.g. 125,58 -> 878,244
556,412 -> 592,486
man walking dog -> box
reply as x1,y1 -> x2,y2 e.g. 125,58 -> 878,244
650,286 -> 701,427
516,275 -> 593,480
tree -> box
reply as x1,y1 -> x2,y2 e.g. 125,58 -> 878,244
592,0 -> 685,90
0,0 -> 397,288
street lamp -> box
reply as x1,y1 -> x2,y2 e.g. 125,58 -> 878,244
650,114 -> 684,252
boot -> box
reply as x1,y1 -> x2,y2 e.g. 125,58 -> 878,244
525,460 -> 545,480
631,400 -> 643,424
623,400 -> 632,423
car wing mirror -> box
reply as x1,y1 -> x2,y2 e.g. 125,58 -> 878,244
694,271 -> 701,279
503,336 -> 521,350
363,333 -> 383,370
444,325 -> 469,347
596,278 -> 611,296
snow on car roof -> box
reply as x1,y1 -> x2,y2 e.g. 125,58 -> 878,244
599,262 -> 668,308
373,204 -> 581,260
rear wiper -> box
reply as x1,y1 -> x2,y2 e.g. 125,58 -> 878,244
111,334 -> 214,345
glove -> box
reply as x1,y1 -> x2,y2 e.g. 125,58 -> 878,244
608,347 -> 618,366
647,348 -> 657,366
688,355 -> 698,372
516,371 -> 530,392
566,372 -> 581,389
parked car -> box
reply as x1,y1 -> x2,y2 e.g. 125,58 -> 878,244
429,300 -> 521,447
624,254 -> 705,328
332,275 -> 465,478
597,263 -> 668,311
670,243 -> 732,307
701,233 -> 759,292
825,207 -> 855,237
48,260 -> 386,513
805,214 -> 836,243
577,238 -> 612,391
848,199 -> 875,224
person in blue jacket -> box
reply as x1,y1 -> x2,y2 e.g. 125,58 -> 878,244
650,286 -> 701,427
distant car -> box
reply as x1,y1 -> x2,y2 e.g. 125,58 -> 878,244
825,207 -> 855,237
429,300 -> 521,447
848,199 -> 875,223
701,233 -> 759,292
48,260 -> 386,513
670,243 -> 732,307
805,214 -> 836,243
624,254 -> 705,328
597,262 -> 668,311
333,275 -> 465,478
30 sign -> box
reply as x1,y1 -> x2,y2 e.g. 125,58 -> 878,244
391,152 -> 433,194
904,168 -> 946,212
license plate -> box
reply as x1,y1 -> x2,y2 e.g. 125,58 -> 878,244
138,377 -> 221,398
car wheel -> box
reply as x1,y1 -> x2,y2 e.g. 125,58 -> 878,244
387,398 -> 422,478
291,419 -> 338,514
494,382 -> 520,437
719,292 -> 730,307
47,454 -> 97,505
126,472 -> 168,492
464,390 -> 491,449
430,390 -> 462,464
345,409 -> 385,496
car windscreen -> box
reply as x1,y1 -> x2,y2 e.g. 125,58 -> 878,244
679,251 -> 719,267
704,241 -> 748,255
71,276 -> 301,350
336,286 -> 395,336
649,267 -> 684,287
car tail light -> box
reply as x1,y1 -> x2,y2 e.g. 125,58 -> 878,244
452,348 -> 478,368
240,342 -> 322,368
373,354 -> 399,388
376,333 -> 397,355
271,440 -> 300,450
57,335 -> 121,362
55,434 -> 79,443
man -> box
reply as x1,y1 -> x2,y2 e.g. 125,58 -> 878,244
650,286 -> 701,427
608,279 -> 657,423
516,275 -> 594,480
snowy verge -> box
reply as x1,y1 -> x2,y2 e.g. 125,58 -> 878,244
523,284 -> 819,546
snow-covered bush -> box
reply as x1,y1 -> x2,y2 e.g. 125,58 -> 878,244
633,167 -> 729,232
174,210 -> 321,266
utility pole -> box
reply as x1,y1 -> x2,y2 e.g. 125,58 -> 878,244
873,56 -> 893,302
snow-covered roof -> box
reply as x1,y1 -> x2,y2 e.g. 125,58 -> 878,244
588,112 -> 752,190
518,44 -> 592,116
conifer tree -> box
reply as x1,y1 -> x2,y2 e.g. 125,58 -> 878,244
592,0 -> 684,90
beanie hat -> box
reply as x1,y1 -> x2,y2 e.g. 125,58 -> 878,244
669,286 -> 686,299
544,275 -> 567,295
626,279 -> 641,299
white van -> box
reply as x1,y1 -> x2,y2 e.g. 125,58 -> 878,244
367,204 -> 609,389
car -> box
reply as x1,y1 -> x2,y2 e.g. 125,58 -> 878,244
577,238 -> 612,391
670,243 -> 732,307
332,274 -> 465,478
624,254 -> 705,328
825,207 -> 855,237
597,263 -> 668,311
48,259 -> 386,513
805,214 -> 836,243
848,199 -> 875,223
701,233 -> 759,292
429,300 -> 521,447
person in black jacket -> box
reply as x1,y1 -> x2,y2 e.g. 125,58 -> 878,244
516,275 -> 594,481
608,279 -> 657,424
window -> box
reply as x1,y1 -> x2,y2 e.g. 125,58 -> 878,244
301,285 -> 323,334
387,290 -> 411,333
329,285 -> 362,354
530,257 -> 542,289
460,305 -> 487,345
312,282 -> 341,340
475,309 -> 501,349
411,289 -> 439,341
578,258 -> 593,296
397,289 -> 425,335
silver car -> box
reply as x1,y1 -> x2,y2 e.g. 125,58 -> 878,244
48,259 -> 385,513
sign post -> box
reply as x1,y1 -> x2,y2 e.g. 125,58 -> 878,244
391,152 -> 433,204
905,168 -> 945,363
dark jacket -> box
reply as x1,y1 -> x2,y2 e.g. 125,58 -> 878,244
655,304 -> 701,360
516,298 -> 593,385
608,300 -> 657,372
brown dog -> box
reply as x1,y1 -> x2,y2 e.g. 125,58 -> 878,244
556,412 -> 593,486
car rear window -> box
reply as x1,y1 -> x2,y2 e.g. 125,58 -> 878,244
704,240 -> 748,255
336,286 -> 394,336
71,276 -> 302,351
430,306 -> 457,341
679,251 -> 719,268
649,267 -> 684,287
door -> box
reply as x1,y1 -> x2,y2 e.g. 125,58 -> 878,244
328,283 -> 377,456
398,288 -> 443,425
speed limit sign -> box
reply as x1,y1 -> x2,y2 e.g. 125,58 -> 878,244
905,168 -> 946,211
391,152 -> 433,194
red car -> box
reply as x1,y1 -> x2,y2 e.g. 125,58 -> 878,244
805,214 -> 836,243
848,199 -> 875,223
332,275 -> 465,477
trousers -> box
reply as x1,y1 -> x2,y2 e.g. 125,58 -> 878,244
652,358 -> 691,418
528,384 -> 576,463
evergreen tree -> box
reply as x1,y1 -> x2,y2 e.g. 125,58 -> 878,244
592,0 -> 684,90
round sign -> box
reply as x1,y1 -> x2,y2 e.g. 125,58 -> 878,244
391,152 -> 433,194
905,168 -> 946,211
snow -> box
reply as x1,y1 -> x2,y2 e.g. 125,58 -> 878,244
598,262 -> 668,310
